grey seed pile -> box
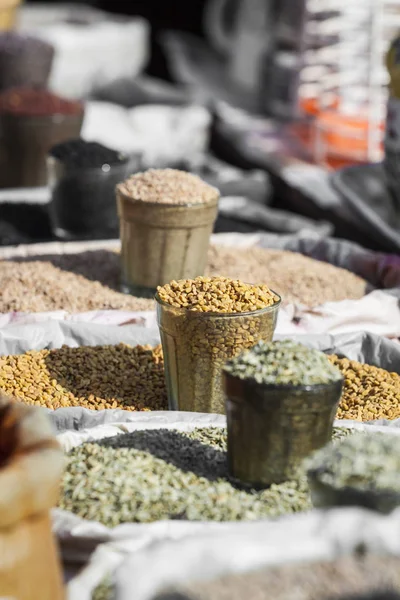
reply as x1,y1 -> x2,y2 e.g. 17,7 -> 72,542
117,169 -> 219,205
155,555 -> 400,600
60,427 -> 351,528
224,340 -> 342,386
307,433 -> 400,493
206,245 -> 368,307
0,258 -> 153,313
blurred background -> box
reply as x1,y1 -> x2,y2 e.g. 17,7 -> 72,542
1,0 -> 400,254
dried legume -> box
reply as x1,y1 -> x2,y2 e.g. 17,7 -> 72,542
224,340 -> 342,385
157,276 -> 279,313
157,277 -> 280,413
157,555 -> 400,600
50,138 -> 126,169
329,356 -> 400,421
59,426 -> 350,527
118,168 -> 218,205
0,344 -> 166,411
206,245 -> 368,306
0,87 -> 83,117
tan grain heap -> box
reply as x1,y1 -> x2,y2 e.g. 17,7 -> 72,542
0,344 -> 167,411
329,355 -> 400,421
206,245 -> 368,307
157,276 -> 280,313
0,259 -> 154,313
117,168 -> 219,205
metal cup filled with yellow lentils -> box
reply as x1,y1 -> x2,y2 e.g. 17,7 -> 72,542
156,275 -> 281,414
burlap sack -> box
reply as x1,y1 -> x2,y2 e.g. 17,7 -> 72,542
0,393 -> 65,600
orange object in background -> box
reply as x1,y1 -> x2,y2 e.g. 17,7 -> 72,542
0,0 -> 21,30
297,98 -> 384,169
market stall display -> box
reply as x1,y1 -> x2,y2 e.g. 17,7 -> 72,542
156,276 -> 280,413
48,139 -> 135,240
223,340 -> 343,485
0,87 -> 84,188
0,395 -> 65,600
117,169 -> 219,297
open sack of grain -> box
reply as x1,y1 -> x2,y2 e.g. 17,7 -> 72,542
0,232 -> 399,336
59,413 -> 400,600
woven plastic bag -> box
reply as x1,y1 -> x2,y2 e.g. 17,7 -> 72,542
0,393 -> 65,600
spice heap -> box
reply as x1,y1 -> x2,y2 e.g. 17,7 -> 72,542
60,426 -> 352,527
157,276 -> 279,313
329,356 -> 400,421
0,258 -> 154,313
0,87 -> 83,117
157,555 -> 400,600
50,138 -> 127,169
206,245 -> 368,307
117,168 -> 218,205
307,432 -> 400,494
0,344 -> 166,411
225,340 -> 342,386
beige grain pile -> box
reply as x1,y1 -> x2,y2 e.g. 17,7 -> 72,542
157,555 -> 400,600
0,244 -> 368,313
206,245 -> 368,306
117,168 -> 218,205
0,257 -> 153,313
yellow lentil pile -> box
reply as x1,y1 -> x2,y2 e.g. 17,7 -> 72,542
157,276 -> 280,313
0,344 -> 167,411
329,355 -> 400,421
206,245 -> 368,307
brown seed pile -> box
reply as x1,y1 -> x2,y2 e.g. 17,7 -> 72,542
0,258 -> 154,313
206,245 -> 368,306
157,276 -> 280,313
117,168 -> 219,205
157,554 -> 400,600
329,355 -> 400,421
0,344 -> 167,411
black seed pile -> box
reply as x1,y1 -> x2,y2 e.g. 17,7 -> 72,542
49,138 -> 127,169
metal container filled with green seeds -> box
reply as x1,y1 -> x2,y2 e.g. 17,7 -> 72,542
307,433 -> 400,514
223,340 -> 344,487
156,297 -> 281,414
